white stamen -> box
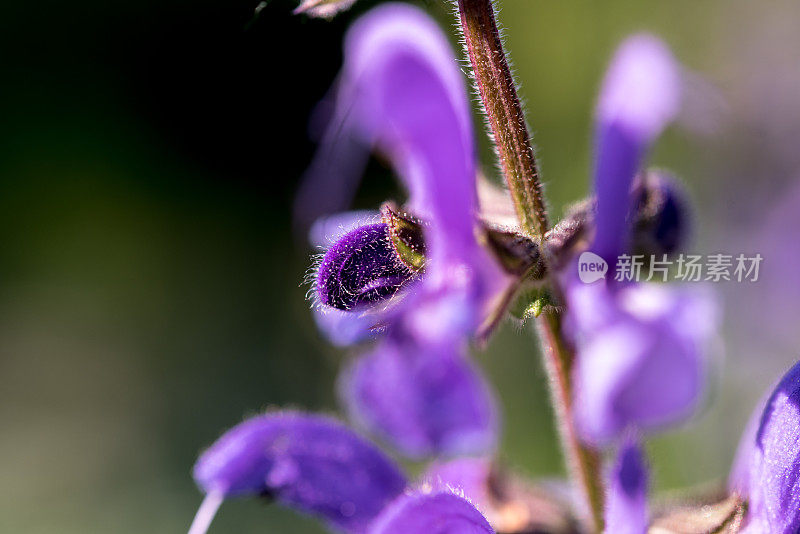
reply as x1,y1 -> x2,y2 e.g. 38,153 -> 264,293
188,492 -> 224,534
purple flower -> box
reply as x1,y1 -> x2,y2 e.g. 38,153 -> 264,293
369,491 -> 495,534
302,3 -> 504,459
733,361 -> 800,533
570,282 -> 716,444
190,412 -> 406,534
604,436 -> 649,534
340,337 -> 498,459
306,2 -> 507,342
566,34 -> 717,445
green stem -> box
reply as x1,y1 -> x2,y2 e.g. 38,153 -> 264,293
455,0 -> 604,530
456,0 -> 549,240
537,308 -> 605,532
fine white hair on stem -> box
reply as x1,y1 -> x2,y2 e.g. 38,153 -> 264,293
188,491 -> 224,534
448,0 -> 548,215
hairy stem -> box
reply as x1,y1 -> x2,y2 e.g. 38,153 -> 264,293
456,0 -> 548,239
456,0 -> 604,530
538,309 -> 604,532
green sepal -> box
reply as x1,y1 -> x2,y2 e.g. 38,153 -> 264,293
381,202 -> 427,272
509,287 -> 551,322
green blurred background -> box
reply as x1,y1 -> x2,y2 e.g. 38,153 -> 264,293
2,0 -> 798,531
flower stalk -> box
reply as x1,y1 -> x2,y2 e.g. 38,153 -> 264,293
456,0 -> 604,530
538,309 -> 605,532
456,0 -> 549,240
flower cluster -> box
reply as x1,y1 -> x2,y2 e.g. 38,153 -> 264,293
188,2 -> 800,533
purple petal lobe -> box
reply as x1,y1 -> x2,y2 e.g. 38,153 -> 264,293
593,35 -> 681,264
312,306 -> 379,347
729,391 -> 770,497
570,283 -> 716,444
193,412 -> 407,533
369,492 -> 495,534
342,4 -> 477,256
316,223 -> 415,311
743,361 -> 800,533
605,436 -> 648,534
341,338 -> 498,459
597,35 -> 681,144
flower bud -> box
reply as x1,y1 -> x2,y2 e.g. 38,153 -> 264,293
631,171 -> 690,257
316,223 -> 416,311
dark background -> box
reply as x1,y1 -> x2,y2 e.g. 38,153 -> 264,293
2,0 -> 799,531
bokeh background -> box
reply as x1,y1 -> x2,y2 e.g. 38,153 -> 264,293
2,0 -> 800,531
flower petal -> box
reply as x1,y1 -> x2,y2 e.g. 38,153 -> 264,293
742,361 -> 800,533
604,436 -> 649,534
340,3 -> 477,256
369,491 -> 495,534
340,338 -> 498,459
312,306 -> 380,347
593,35 -> 681,264
572,284 -> 715,444
192,412 -> 407,534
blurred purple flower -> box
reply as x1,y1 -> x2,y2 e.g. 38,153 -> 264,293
313,307 -> 380,347
592,34 -> 680,268
191,411 -> 406,534
570,282 -> 716,444
733,361 -> 800,533
341,337 -> 497,459
566,35 -> 717,445
369,491 -> 495,534
604,436 -> 648,534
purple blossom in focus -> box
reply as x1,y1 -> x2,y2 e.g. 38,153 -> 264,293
733,361 -> 800,533
566,34 -> 718,445
184,1 -> 767,532
307,2 -> 507,338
